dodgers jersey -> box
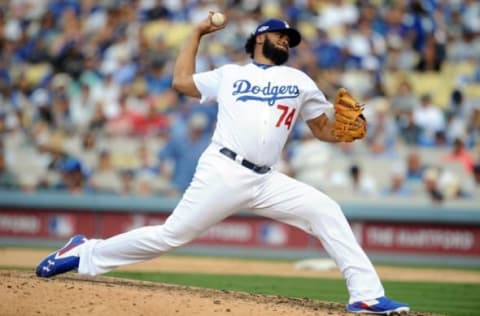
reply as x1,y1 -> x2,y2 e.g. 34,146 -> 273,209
193,62 -> 332,167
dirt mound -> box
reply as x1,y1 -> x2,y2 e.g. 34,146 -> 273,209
1,270 -> 436,316
1,270 -> 347,316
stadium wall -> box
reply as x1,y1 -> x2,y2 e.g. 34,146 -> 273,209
0,190 -> 479,267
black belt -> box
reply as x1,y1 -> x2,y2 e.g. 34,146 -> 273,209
219,147 -> 271,174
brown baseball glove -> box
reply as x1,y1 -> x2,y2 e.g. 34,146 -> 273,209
333,88 -> 366,142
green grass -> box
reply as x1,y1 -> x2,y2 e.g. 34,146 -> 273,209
108,271 -> 480,316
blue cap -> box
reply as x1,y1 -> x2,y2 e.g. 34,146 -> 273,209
254,19 -> 301,48
60,158 -> 82,173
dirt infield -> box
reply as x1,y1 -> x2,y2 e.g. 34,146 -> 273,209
2,248 -> 478,316
1,270 -> 355,316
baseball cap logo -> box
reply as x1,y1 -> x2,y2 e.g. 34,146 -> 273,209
284,22 -> 290,28
258,25 -> 269,32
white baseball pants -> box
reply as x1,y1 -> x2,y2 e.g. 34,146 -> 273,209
78,143 -> 384,303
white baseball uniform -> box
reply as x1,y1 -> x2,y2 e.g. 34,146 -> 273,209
78,62 -> 384,303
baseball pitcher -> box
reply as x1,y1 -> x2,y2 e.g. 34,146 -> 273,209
36,13 -> 409,315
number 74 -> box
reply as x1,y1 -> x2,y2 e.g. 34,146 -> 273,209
276,104 -> 296,130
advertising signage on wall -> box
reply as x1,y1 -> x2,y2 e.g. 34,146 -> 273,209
0,209 -> 479,256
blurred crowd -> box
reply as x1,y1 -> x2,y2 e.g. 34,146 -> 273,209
0,0 -> 479,204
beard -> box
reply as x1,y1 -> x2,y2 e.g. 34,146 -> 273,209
262,36 -> 289,65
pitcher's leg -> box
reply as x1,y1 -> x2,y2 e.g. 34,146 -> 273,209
253,172 -> 384,303
79,152 -> 249,276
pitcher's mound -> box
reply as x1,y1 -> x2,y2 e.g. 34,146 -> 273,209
1,270 -> 431,316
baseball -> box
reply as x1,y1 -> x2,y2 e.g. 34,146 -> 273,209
211,12 -> 225,26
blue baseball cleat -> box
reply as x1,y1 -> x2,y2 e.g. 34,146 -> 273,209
347,296 -> 410,315
36,234 -> 87,278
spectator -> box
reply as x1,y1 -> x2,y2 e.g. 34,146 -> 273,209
422,167 -> 444,204
96,74 -> 121,119
105,90 -> 144,135
446,89 -> 473,121
145,58 -> 172,96
89,101 -> 108,131
69,83 -> 97,132
348,164 -> 378,196
415,34 -> 446,72
469,103 -> 480,145
438,169 -> 472,200
130,143 -> 173,195
42,142 -> 70,175
0,150 -> 19,189
329,164 -> 379,197
445,89 -> 474,144
88,150 -> 123,194
461,0 -> 480,34
343,18 -> 386,70
383,165 -> 414,197
448,29 -> 480,63
77,131 -> 100,172
31,88 -> 53,125
382,2 -> 410,49
459,163 -> 480,199
316,0 -> 359,38
402,151 -> 428,193
472,164 -> 480,191
398,111 -> 422,145
405,151 -> 426,180
55,158 -> 88,194
111,48 -> 137,86
445,9 -> 465,48
413,93 -> 446,146
0,111 -> 9,135
433,130 -> 449,148
158,112 -> 211,194
52,40 -> 86,80
143,0 -> 172,21
390,80 -> 420,122
312,29 -> 343,69
135,143 -> 160,176
404,0 -> 436,53
365,98 -> 398,157
50,93 -> 73,130
119,169 -> 135,195
132,103 -> 170,137
443,137 -> 476,173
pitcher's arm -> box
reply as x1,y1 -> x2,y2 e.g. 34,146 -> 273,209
306,113 -> 340,143
172,13 -> 226,97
